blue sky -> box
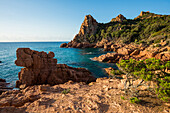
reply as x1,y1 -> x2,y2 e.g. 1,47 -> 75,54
0,0 -> 169,42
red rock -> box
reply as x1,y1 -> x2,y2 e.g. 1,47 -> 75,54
117,47 -> 133,55
74,15 -> 98,42
60,43 -> 67,48
48,51 -> 55,58
15,48 -> 96,88
92,53 -> 124,63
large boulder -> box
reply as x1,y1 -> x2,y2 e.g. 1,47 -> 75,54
117,47 -> 134,55
60,43 -> 67,48
15,48 -> 96,88
92,53 -> 124,63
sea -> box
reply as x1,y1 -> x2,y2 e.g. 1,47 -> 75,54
0,42 -> 117,87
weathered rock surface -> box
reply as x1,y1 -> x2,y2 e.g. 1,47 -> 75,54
92,53 -> 125,63
15,48 -> 96,88
0,78 -> 169,113
73,15 -> 98,42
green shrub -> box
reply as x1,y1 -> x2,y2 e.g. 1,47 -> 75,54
117,58 -> 170,101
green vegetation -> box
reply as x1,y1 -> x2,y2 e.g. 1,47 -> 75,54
117,58 -> 170,102
62,89 -> 70,94
130,97 -> 141,103
86,14 -> 170,43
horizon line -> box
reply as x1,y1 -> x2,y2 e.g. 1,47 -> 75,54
0,40 -> 70,43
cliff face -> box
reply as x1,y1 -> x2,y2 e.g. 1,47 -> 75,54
73,15 -> 98,42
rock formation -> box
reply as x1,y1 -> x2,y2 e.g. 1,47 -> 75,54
60,15 -> 98,48
73,14 -> 98,42
15,48 -> 96,88
92,40 -> 170,63
111,14 -> 126,22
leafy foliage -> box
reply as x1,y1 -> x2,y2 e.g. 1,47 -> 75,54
117,58 -> 170,101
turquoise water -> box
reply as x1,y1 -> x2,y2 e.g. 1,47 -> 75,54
0,42 -> 117,86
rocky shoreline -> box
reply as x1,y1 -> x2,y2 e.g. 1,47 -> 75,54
0,43 -> 169,112
0,11 -> 169,112
92,40 -> 169,63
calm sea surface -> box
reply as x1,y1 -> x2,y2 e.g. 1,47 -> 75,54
0,42 -> 117,86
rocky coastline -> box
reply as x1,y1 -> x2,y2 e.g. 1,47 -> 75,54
0,43 -> 169,112
0,11 -> 170,113
92,40 -> 170,63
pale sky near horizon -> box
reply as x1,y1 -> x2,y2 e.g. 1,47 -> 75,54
0,0 -> 169,42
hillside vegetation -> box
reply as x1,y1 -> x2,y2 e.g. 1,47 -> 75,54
87,13 -> 170,44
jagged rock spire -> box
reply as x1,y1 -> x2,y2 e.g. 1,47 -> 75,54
73,15 -> 98,42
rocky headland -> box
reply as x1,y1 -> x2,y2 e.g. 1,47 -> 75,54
60,11 -> 170,49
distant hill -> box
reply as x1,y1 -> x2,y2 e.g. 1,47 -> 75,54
74,11 -> 170,44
